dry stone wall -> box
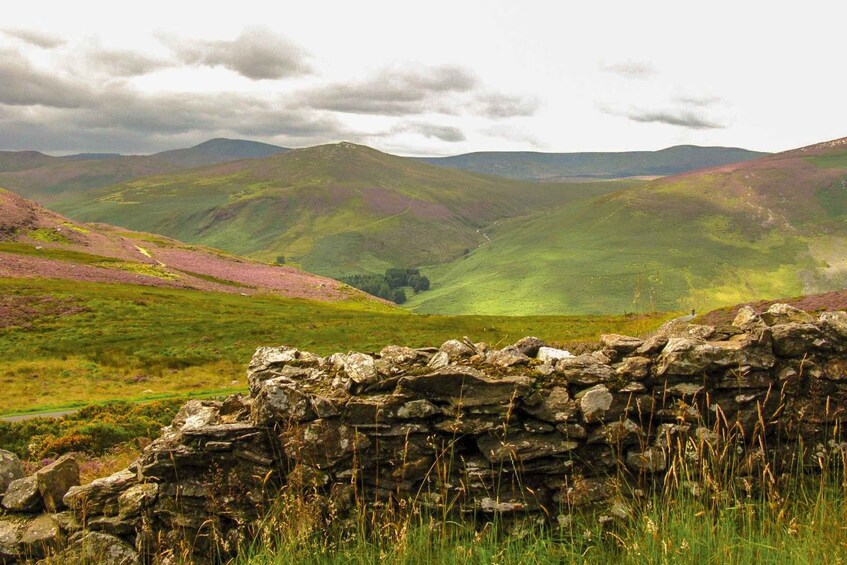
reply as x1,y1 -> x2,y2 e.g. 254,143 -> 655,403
1,303 -> 847,563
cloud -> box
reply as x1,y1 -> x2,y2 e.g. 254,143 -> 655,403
83,47 -> 171,77
599,61 -> 657,79
0,50 -> 92,108
161,27 -> 311,80
673,95 -> 723,108
395,122 -> 466,142
622,110 -> 724,129
305,65 -> 477,115
3,29 -> 66,49
474,93 -> 540,118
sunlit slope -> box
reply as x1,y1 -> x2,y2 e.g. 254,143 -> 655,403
406,137 -> 847,315
57,142 -> 631,275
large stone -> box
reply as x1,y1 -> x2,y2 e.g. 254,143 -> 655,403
575,385 -> 614,423
555,355 -> 615,385
522,387 -> 578,422
656,337 -> 774,376
770,323 -> 828,357
252,376 -> 316,425
40,531 -> 139,565
487,347 -> 530,368
0,519 -> 22,559
118,483 -> 159,517
625,447 -> 667,473
2,475 -> 42,512
36,453 -> 80,512
511,336 -> 547,357
340,352 -> 378,388
732,305 -> 765,330
64,469 -> 137,515
19,514 -> 61,559
477,432 -> 579,462
438,339 -> 476,361
395,366 -> 531,408
615,356 -> 652,380
283,420 -> 370,469
395,399 -> 440,419
600,334 -> 644,356
0,449 -> 24,496
761,303 -> 814,326
247,346 -> 305,391
536,346 -> 573,363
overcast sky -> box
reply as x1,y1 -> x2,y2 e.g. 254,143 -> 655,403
0,0 -> 844,156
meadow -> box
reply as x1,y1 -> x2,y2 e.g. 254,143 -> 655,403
0,277 -> 669,415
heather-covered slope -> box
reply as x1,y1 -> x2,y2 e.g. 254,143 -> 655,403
0,188 -> 374,303
55,142 -> 631,275
418,145 -> 768,181
406,137 -> 847,315
0,138 -> 288,204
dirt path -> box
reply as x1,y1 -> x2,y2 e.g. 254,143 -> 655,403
1,409 -> 80,422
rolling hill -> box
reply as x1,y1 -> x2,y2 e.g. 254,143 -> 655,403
52,142 -> 633,276
417,145 -> 768,181
404,137 -> 847,315
0,138 -> 288,204
0,187 -> 372,303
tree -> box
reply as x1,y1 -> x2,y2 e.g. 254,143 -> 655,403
275,256 -> 286,264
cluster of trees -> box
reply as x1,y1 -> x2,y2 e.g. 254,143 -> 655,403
340,268 -> 430,304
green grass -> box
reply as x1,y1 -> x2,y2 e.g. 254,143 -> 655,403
53,143 -> 632,276
0,277 -> 669,415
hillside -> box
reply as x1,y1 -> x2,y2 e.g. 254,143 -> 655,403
53,142 -> 632,276
405,137 -> 847,315
0,138 -> 288,203
0,187 -> 374,303
418,145 -> 768,181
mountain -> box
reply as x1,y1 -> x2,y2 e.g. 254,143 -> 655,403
0,138 -> 288,204
53,142 -> 631,276
417,145 -> 768,181
152,138 -> 288,169
0,187 -> 377,304
404,137 -> 847,315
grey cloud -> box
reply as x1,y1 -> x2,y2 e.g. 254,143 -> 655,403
3,29 -> 66,49
600,61 -> 657,79
161,27 -> 311,80
673,95 -> 723,108
0,51 -> 92,108
84,48 -> 170,77
395,123 -> 466,142
306,65 -> 478,115
624,110 -> 724,129
475,93 -> 540,118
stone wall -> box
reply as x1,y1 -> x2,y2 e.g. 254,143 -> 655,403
1,303 -> 847,563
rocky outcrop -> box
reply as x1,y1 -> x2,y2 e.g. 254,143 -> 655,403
1,304 -> 846,563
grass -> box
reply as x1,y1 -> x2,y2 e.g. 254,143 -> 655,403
0,241 -> 122,265
0,277 -> 670,415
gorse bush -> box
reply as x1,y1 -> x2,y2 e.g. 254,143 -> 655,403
0,400 -> 182,459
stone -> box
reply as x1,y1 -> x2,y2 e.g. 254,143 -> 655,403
42,531 -> 139,565
615,356 -> 651,380
487,347 -> 530,368
732,305 -> 765,329
555,354 -> 615,385
575,385 -> 613,423
118,483 -> 158,517
252,376 -> 316,425
637,334 -> 669,355
600,334 -> 644,356
536,346 -> 573,363
0,519 -> 22,559
587,419 -> 645,445
511,336 -> 547,357
395,399 -> 440,419
770,323 -> 828,357
283,420 -> 370,469
0,449 -> 24,497
438,339 -> 476,361
396,366 -> 531,408
341,352 -> 378,389
379,345 -> 422,367
656,337 -> 774,376
64,469 -> 137,515
36,454 -> 80,513
522,387 -> 578,422
626,447 -> 667,473
820,311 -> 847,341
247,346 -> 302,391
19,514 -> 61,559
426,350 -> 450,369
2,475 -> 42,512
477,432 -> 579,462
761,303 -> 814,326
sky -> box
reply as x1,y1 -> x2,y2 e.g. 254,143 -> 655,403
0,0 -> 844,156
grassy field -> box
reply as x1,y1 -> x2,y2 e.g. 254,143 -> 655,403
406,145 -> 847,316
0,277 -> 670,415
52,143 -> 633,275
